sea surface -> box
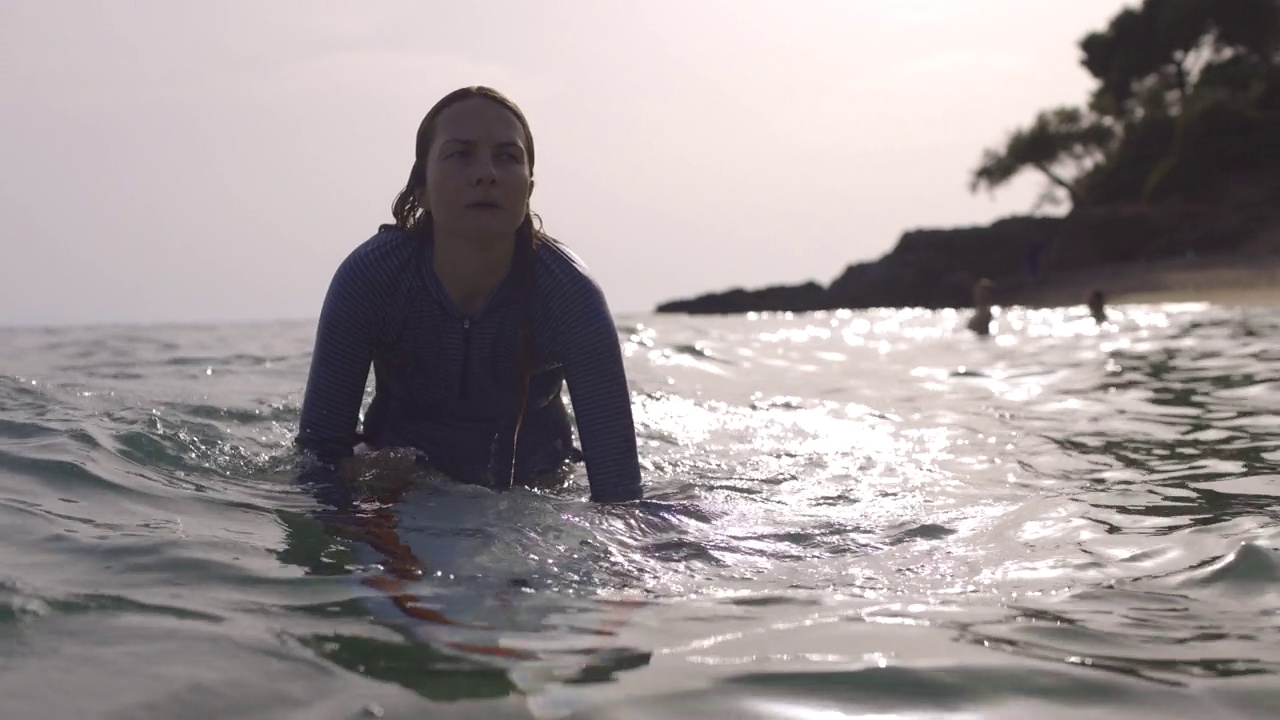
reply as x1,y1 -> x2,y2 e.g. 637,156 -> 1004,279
2,303 -> 1279,719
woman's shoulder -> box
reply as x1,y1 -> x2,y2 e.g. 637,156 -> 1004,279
533,236 -> 613,325
343,225 -> 416,268
534,236 -> 605,297
328,225 -> 418,286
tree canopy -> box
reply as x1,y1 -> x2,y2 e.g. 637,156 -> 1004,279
970,107 -> 1114,209
972,0 -> 1280,209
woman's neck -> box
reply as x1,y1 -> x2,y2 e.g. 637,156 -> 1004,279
432,232 -> 516,317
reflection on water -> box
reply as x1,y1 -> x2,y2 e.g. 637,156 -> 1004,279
1,304 -> 1278,718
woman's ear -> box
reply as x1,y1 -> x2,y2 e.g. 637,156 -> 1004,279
528,178 -> 535,199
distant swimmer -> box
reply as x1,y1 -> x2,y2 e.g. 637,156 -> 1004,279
1087,289 -> 1108,324
967,278 -> 995,336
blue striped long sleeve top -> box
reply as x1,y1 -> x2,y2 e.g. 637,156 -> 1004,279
296,226 -> 643,503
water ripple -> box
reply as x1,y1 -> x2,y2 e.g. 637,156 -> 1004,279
1,305 -> 1279,716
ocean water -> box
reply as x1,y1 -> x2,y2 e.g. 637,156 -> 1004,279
2,303 -> 1279,719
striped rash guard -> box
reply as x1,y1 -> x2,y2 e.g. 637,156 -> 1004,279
296,225 -> 643,503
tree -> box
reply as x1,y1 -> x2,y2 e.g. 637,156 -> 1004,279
1206,0 -> 1280,61
971,0 -> 1280,210
1080,0 -> 1280,119
969,107 -> 1115,209
1080,1 -> 1210,118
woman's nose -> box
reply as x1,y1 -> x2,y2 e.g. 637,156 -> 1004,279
473,159 -> 497,185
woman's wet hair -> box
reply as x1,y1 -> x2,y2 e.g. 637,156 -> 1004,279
391,86 -> 544,489
391,86 -> 536,232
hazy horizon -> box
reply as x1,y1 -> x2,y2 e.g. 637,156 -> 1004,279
1,1 -> 1135,328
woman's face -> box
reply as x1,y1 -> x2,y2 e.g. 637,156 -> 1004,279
420,97 -> 533,246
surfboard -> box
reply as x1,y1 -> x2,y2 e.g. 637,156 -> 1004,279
332,472 -> 647,686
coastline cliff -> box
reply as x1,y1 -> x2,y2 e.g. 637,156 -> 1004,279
657,0 -> 1280,315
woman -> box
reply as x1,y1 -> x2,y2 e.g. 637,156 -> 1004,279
296,86 -> 643,505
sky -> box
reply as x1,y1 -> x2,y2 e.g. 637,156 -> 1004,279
0,0 -> 1135,328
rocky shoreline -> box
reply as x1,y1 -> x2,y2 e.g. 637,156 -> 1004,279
655,179 -> 1280,314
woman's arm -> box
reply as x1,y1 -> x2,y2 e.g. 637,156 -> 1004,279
560,284 -> 644,503
296,243 -> 389,502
